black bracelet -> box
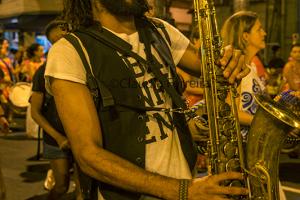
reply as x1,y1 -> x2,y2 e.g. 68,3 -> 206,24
179,179 -> 189,200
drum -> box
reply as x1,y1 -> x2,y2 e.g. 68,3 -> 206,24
8,82 -> 32,115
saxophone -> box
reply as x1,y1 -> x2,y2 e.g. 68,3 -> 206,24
193,0 -> 300,199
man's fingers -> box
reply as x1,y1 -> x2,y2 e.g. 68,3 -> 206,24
236,55 -> 250,79
211,186 -> 249,196
223,50 -> 242,78
220,45 -> 233,67
237,67 -> 250,80
210,172 -> 245,183
228,53 -> 244,83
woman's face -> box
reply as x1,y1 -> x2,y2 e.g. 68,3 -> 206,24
35,46 -> 44,58
0,40 -> 9,55
290,46 -> 300,62
244,19 -> 266,53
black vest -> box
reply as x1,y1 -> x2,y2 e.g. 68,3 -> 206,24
70,24 -> 197,200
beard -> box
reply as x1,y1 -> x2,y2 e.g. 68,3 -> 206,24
100,0 -> 149,17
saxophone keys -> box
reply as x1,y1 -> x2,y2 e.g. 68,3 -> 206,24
223,142 -> 238,158
225,158 -> 241,172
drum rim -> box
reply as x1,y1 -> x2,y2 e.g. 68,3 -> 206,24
8,82 -> 32,108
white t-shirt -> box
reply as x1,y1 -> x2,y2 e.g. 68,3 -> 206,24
239,62 -> 265,137
45,18 -> 192,199
239,62 -> 265,115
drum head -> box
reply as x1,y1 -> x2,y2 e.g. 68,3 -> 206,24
9,82 -> 32,108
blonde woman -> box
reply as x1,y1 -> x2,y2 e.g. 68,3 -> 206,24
221,11 -> 286,200
221,11 -> 267,136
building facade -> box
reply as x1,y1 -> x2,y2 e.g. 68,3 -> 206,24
0,0 -> 298,60
0,0 -> 62,47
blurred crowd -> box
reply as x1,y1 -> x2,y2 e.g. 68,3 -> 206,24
0,38 -> 45,132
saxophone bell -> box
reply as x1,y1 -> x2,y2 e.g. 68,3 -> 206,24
246,94 -> 300,200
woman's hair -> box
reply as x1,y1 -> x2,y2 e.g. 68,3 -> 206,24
26,43 -> 41,59
221,11 -> 258,51
61,0 -> 94,30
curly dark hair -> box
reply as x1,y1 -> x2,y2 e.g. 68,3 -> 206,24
61,0 -> 150,30
26,43 -> 41,59
61,0 -> 94,30
45,20 -> 69,39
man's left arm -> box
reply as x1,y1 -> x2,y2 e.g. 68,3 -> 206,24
177,43 -> 250,84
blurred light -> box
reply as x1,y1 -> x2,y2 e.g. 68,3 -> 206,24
11,18 -> 18,23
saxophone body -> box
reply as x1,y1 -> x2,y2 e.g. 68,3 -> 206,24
193,0 -> 300,199
246,95 -> 300,200
194,0 -> 246,185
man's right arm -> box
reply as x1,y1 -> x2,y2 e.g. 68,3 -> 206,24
51,78 -> 248,199
51,78 -> 179,199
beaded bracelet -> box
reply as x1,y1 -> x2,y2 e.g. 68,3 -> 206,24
179,179 -> 189,200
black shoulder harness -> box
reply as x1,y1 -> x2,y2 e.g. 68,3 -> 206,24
65,17 -> 186,110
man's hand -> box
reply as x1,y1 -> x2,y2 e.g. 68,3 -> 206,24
178,44 -> 250,84
220,46 -> 250,84
188,172 -> 248,200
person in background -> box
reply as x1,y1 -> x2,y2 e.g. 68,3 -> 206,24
221,11 -> 286,200
12,46 -> 25,81
176,67 -> 204,108
281,44 -> 300,159
0,67 -> 9,134
0,162 -> 5,200
282,43 -> 300,92
177,26 -> 204,108
0,38 -> 16,105
281,56 -> 300,158
221,11 -> 267,135
0,68 -> 9,200
267,45 -> 286,97
30,20 -> 82,200
268,45 -> 285,70
20,43 -> 44,82
0,105 -> 9,134
176,25 -> 207,172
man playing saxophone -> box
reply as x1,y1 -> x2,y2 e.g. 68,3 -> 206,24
45,0 -> 250,199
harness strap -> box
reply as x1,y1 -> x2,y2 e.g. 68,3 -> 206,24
64,34 -> 115,108
135,17 -> 188,110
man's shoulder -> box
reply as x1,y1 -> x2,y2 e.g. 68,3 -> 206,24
49,37 -> 76,55
47,37 -> 80,62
